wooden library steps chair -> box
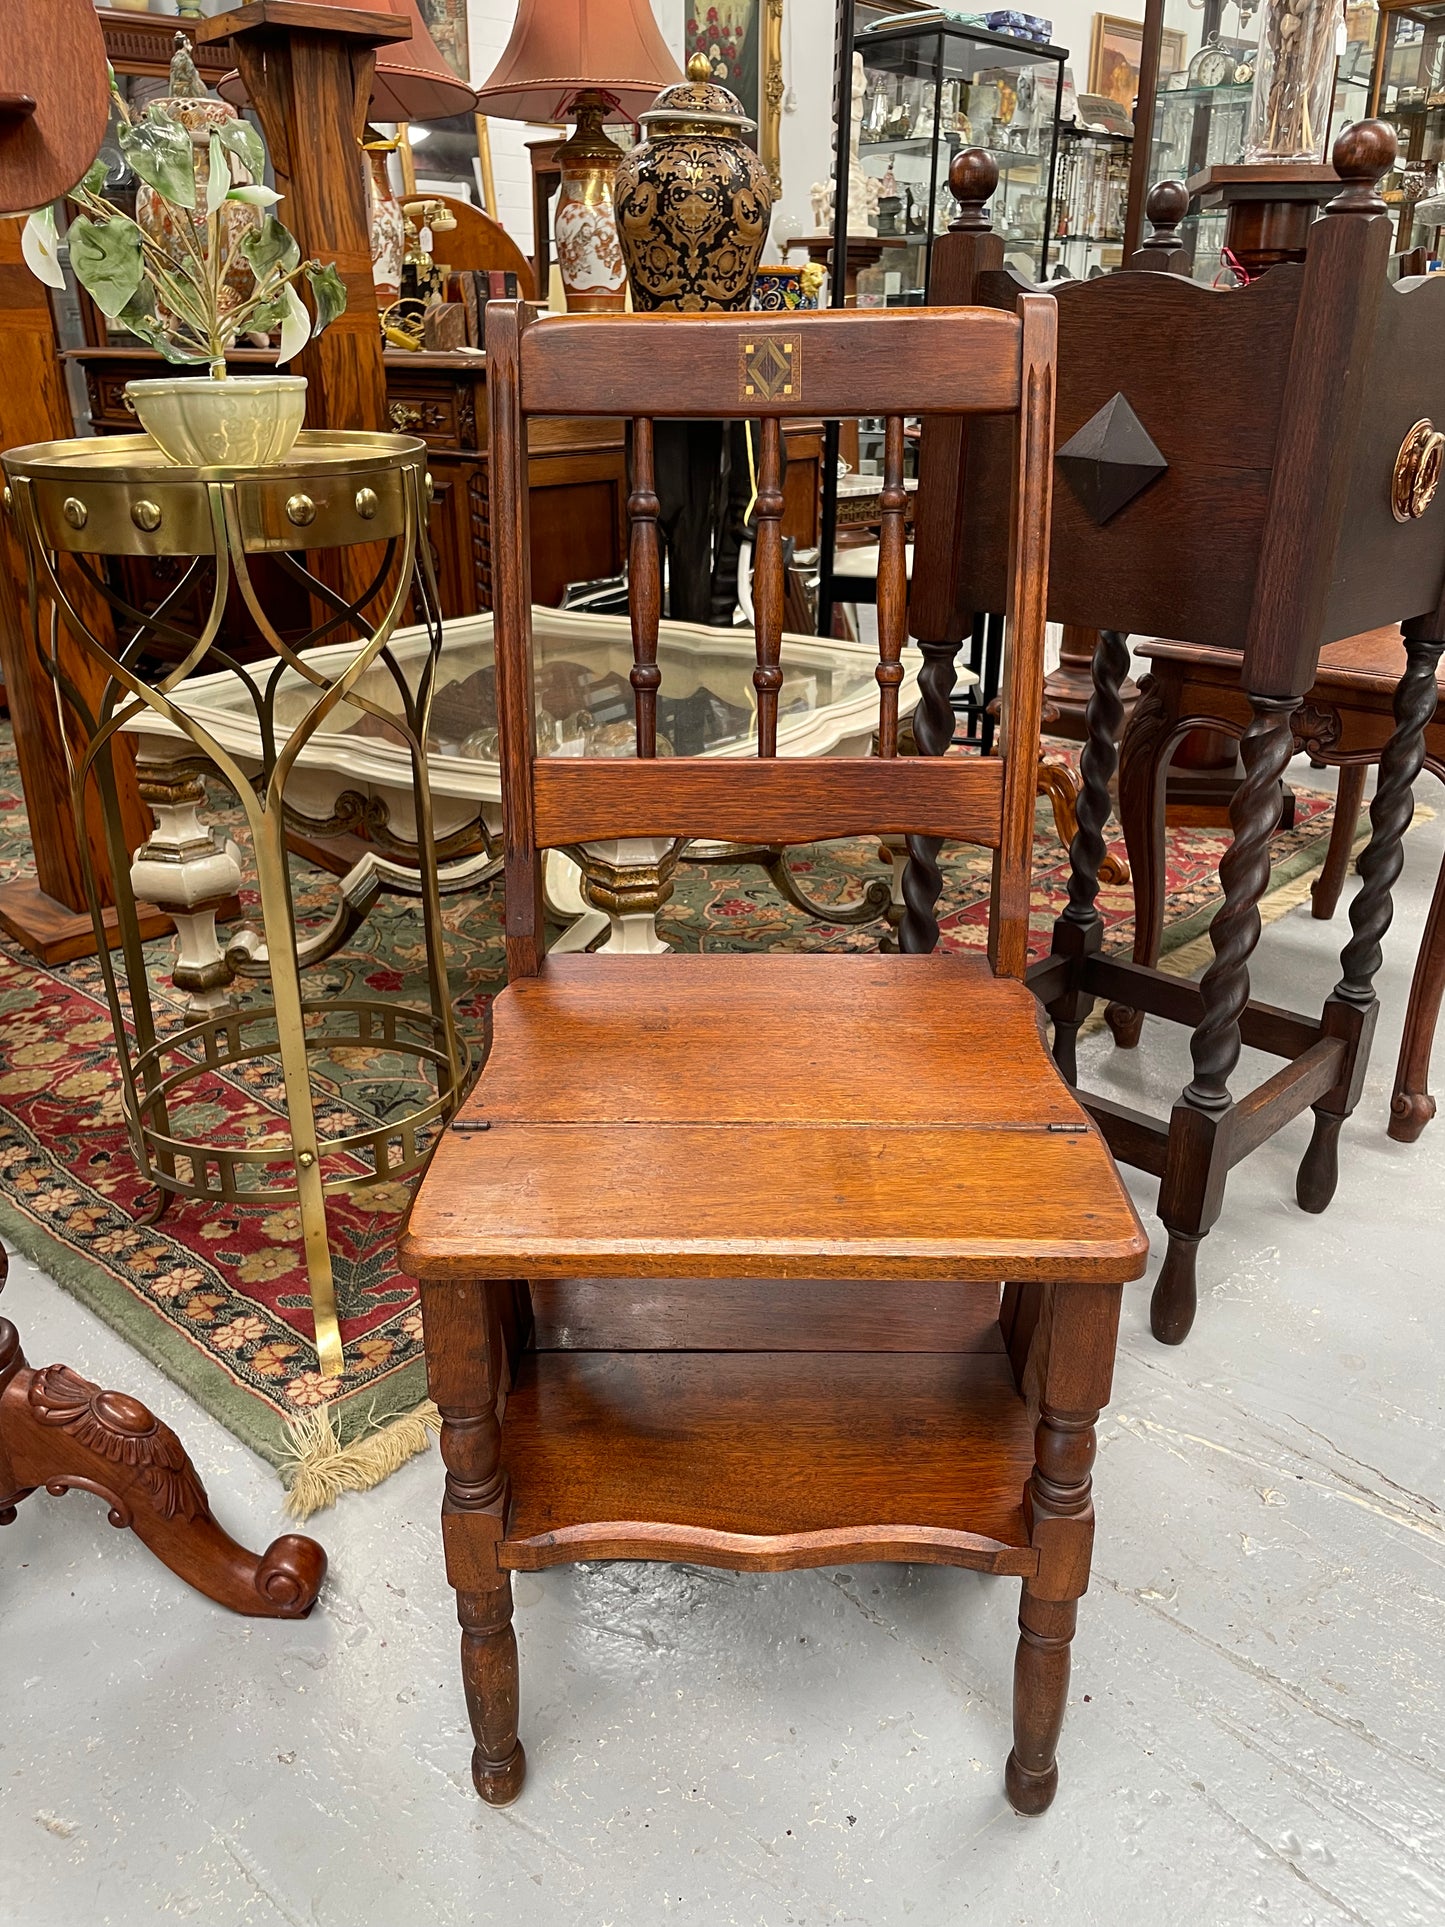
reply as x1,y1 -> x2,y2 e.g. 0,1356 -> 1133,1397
909,126 -> 1445,1345
1112,625 -> 1445,1144
400,301 -> 1148,1816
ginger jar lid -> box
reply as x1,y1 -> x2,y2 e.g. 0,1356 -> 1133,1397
639,52 -> 757,135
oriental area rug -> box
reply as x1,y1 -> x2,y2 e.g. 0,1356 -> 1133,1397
0,728 -> 1351,1514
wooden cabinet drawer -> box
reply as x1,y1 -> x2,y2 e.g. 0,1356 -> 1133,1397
385,384 -> 473,450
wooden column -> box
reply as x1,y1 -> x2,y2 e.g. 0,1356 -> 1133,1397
0,218 -> 163,963
199,3 -> 399,436
1120,0 -> 1167,260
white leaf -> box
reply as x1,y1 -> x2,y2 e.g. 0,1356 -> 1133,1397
275,280 -> 310,365
206,132 -> 230,216
21,208 -> 65,289
227,183 -> 283,208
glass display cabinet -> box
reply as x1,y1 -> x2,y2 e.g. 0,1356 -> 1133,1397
845,15 -> 1067,296
1370,0 -> 1445,251
1052,126 -> 1133,277
1141,0 -> 1381,282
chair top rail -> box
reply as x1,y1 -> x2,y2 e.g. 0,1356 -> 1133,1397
508,308 -> 1024,420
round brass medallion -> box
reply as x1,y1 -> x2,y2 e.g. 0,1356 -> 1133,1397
1391,418 -> 1445,523
131,500 -> 162,532
62,496 -> 88,529
286,492 -> 317,527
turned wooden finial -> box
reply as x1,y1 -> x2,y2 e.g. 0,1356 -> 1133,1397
1146,179 -> 1189,239
1327,120 -> 1397,216
1126,177 -> 1191,271
948,147 -> 998,232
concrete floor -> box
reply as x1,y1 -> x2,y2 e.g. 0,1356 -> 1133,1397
1,763 -> 1441,1927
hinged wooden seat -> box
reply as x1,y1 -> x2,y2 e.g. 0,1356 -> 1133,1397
401,298 -> 1147,1821
408,953 -> 1145,1282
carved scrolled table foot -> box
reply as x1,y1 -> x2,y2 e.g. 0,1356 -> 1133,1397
0,1297 -> 325,1616
1388,1088 -> 1436,1143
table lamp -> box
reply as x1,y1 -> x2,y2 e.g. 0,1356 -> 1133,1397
477,0 -> 684,312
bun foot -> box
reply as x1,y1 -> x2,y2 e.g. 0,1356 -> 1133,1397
1105,1002 -> 1144,1048
473,1741 -> 526,1806
1150,1233 -> 1199,1345
1005,1751 -> 1058,1815
1388,1089 -> 1436,1144
1296,1109 -> 1344,1213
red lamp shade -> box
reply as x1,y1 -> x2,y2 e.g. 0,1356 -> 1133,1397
477,0 -> 684,124
218,0 -> 481,123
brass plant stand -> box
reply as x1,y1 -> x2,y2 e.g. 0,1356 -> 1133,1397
2,430 -> 468,1379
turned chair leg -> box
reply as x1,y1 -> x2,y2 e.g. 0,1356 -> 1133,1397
1046,630 -> 1131,1083
1310,761 -> 1369,921
420,1276 -> 526,1806
1105,672 -> 1196,1049
1152,695 -> 1297,1345
1007,1587 -> 1078,1815
1390,835 -> 1445,1142
0,1267 -> 325,1615
1298,633 -> 1445,1200
1005,1280 -> 1118,1815
459,1580 -> 524,1803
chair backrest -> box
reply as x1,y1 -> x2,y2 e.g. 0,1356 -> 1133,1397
426,195 -> 537,299
484,299 -> 1058,980
915,126 -> 1445,701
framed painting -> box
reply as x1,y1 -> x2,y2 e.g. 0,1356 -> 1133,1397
418,0 -> 469,83
685,0 -> 783,194
1087,14 -> 1186,114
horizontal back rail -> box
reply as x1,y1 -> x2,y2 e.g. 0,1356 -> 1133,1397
532,756 -> 1006,848
516,309 -> 1024,419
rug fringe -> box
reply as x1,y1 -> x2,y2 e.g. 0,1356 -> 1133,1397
279,1399 -> 441,1521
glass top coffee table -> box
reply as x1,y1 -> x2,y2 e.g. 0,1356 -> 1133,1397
125,606 -> 937,988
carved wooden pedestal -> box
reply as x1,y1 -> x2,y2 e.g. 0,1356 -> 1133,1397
0,1258 -> 326,1615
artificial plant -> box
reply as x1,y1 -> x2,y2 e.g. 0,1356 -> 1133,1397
21,63 -> 345,377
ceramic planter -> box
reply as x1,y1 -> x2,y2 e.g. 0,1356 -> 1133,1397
125,374 -> 307,468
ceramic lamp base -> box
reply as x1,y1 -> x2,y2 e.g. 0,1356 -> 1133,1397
554,94 -> 628,315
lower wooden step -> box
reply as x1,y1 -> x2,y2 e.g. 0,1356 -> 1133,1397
498,1345 -> 1038,1577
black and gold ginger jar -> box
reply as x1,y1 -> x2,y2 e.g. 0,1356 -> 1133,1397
613,54 -> 774,312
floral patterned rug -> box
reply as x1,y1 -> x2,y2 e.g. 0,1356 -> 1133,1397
0,726 -> 1346,1501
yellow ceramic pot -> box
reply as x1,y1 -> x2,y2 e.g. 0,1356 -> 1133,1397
125,375 -> 308,468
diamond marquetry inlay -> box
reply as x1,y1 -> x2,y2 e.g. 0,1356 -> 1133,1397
740,334 -> 800,403
1056,393 -> 1167,526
